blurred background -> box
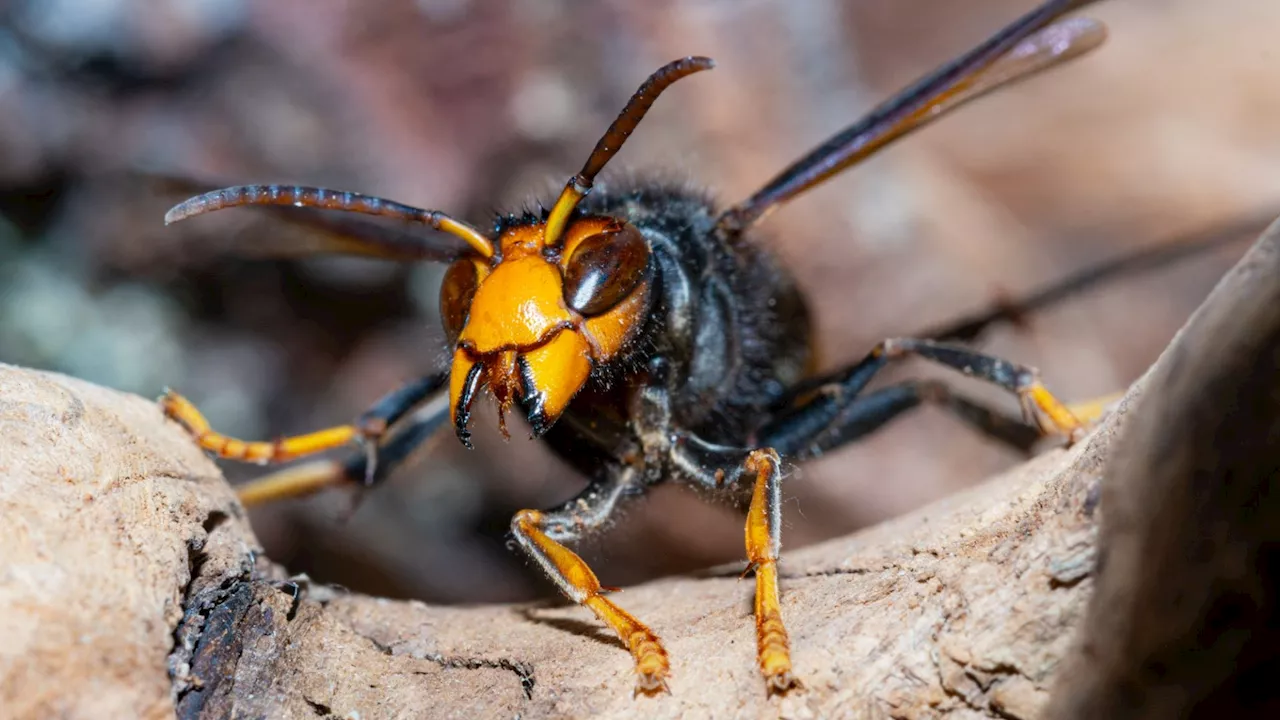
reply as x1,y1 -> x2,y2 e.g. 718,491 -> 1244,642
0,0 -> 1277,603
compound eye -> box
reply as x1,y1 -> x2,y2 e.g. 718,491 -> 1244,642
563,223 -> 650,316
440,258 -> 480,343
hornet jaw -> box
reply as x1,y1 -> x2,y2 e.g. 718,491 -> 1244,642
448,326 -> 595,449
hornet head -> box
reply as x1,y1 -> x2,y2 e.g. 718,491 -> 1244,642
442,216 -> 653,446
438,56 -> 713,446
162,56 -> 714,448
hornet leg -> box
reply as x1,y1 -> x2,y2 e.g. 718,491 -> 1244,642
759,337 -> 1084,459
508,468 -> 671,695
163,372 -> 447,506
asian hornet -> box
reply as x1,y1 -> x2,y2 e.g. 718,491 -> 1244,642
160,0 -> 1116,697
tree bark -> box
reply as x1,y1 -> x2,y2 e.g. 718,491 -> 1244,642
1044,219 -> 1280,718
5,219 -> 1280,719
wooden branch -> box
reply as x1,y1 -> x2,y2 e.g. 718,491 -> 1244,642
1045,217 -> 1280,719
3,218 -> 1280,719
0,368 -> 1117,719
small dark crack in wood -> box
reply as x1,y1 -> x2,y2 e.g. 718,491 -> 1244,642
783,565 -> 882,579
420,654 -> 537,700
360,632 -> 536,700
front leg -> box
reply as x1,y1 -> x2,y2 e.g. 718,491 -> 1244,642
233,389 -> 451,506
509,469 -> 671,695
162,371 -> 446,466
163,372 -> 448,506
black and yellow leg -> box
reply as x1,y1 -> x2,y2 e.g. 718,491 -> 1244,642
161,389 -> 359,463
235,460 -> 349,506
239,396 -> 449,508
878,338 -> 1083,439
234,387 -> 449,507
509,473 -> 670,695
351,372 -> 449,439
645,431 -> 803,695
742,448 -> 800,695
759,379 -> 1044,461
760,337 -> 1084,457
162,373 -> 447,506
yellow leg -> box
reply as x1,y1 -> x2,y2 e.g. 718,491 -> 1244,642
1067,390 -> 1127,426
161,389 -> 358,464
743,449 -> 801,695
1018,381 -> 1085,443
872,338 -> 1089,444
511,509 -> 670,695
234,460 -> 348,507
164,372 -> 449,507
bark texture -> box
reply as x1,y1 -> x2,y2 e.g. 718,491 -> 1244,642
5,219 -> 1280,718
1044,219 -> 1280,718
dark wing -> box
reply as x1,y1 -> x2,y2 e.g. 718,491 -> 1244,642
717,1 -> 1107,234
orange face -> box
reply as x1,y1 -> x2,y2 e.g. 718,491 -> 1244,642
440,217 -> 653,446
